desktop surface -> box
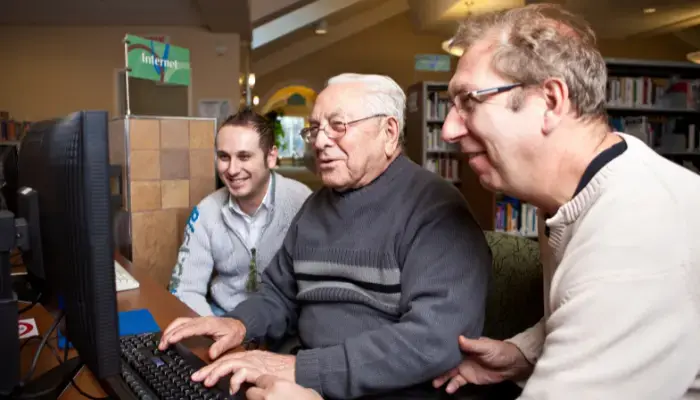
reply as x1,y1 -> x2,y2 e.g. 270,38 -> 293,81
18,253 -> 243,399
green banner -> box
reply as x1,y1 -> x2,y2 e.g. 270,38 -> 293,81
124,34 -> 191,86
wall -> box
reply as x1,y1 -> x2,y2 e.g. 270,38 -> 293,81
0,26 -> 241,122
255,12 -> 698,102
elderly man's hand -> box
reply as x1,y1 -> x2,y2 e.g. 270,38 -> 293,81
245,374 -> 323,400
190,350 -> 296,395
158,316 -> 246,359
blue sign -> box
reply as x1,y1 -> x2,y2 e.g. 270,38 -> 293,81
414,54 -> 451,72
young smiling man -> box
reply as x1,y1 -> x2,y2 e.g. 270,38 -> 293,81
169,107 -> 311,317
434,4 -> 700,399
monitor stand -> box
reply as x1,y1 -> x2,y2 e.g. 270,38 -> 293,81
14,357 -> 84,400
0,211 -> 84,399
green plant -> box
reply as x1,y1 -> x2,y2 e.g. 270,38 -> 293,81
265,109 -> 287,153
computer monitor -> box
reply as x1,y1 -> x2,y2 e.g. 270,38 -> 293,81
0,144 -> 19,214
2,111 -> 122,398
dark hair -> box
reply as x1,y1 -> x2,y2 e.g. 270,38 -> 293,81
218,107 -> 275,153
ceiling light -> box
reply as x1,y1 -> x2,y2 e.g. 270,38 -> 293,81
441,37 -> 464,57
315,20 -> 328,35
687,51 -> 700,64
253,95 -> 260,106
247,73 -> 256,88
643,8 -> 656,14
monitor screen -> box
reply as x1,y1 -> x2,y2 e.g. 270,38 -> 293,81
0,144 -> 19,214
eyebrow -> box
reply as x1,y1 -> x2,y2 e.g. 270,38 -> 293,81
309,110 -> 344,124
448,83 -> 476,99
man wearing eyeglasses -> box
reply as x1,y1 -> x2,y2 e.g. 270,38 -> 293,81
158,73 -> 492,399
434,4 -> 700,400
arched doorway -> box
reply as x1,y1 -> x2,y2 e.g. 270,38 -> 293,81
261,85 -> 317,162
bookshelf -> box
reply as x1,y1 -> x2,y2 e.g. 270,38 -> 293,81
0,111 -> 30,147
605,58 -> 700,173
404,81 -> 538,237
405,82 -> 461,184
405,58 -> 700,235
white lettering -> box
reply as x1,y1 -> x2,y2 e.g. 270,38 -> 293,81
140,53 -> 179,69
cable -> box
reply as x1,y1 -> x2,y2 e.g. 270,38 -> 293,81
61,338 -> 108,400
18,292 -> 41,314
20,310 -> 65,386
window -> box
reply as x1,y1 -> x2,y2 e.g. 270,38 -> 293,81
278,116 -> 306,158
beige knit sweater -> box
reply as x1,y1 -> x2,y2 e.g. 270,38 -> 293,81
507,133 -> 700,399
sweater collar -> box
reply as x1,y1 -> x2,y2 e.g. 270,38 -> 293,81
546,133 -> 632,255
332,154 -> 409,201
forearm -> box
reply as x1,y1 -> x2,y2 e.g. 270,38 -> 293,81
505,317 -> 545,366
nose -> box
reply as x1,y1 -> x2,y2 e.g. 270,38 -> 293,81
441,107 -> 467,144
313,128 -> 333,150
227,159 -> 241,176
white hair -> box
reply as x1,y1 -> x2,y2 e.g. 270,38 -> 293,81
326,73 -> 406,141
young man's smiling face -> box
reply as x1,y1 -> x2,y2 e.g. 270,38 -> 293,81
216,125 -> 277,202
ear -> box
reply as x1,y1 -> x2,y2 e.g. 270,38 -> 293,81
383,117 -> 401,157
266,146 -> 279,169
541,78 -> 569,135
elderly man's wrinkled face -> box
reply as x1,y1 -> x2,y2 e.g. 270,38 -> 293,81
310,82 -> 394,190
441,40 -> 548,194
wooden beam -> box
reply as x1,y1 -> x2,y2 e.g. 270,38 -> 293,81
253,0 -> 410,76
252,0 -> 369,49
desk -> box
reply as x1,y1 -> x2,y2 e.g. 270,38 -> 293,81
18,253 -> 217,399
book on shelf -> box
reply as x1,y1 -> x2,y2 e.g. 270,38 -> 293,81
606,76 -> 700,110
425,126 -> 459,152
495,197 -> 538,238
425,91 -> 451,120
423,156 -> 459,182
609,115 -> 698,154
0,112 -> 31,143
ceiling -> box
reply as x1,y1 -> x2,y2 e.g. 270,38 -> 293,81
4,0 -> 700,70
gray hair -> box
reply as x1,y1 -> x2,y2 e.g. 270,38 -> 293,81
326,73 -> 406,141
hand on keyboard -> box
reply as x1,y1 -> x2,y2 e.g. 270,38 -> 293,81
243,374 -> 323,400
190,350 -> 295,396
158,316 -> 247,359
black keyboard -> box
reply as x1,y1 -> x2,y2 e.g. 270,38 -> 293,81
115,332 -> 239,400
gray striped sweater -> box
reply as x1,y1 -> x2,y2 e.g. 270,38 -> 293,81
226,155 -> 492,399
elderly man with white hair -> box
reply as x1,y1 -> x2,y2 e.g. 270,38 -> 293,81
158,73 -> 492,399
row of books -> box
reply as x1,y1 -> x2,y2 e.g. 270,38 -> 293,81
495,198 -> 538,238
423,157 -> 460,182
609,115 -> 699,153
606,76 -> 700,110
425,127 -> 459,152
425,92 -> 450,120
0,111 -> 30,142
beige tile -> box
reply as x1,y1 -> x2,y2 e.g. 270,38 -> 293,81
160,149 -> 190,180
161,180 -> 190,209
174,208 -> 191,245
130,181 -> 161,212
189,149 -> 215,178
190,120 -> 215,149
130,150 -> 160,181
108,118 -> 126,165
190,178 -> 215,207
129,119 -> 161,150
131,210 -> 178,288
160,119 -> 190,149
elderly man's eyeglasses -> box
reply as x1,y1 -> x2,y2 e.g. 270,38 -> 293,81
300,114 -> 388,144
452,83 -> 523,119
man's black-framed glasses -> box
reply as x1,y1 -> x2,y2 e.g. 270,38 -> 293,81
300,113 -> 388,144
453,83 -> 523,119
